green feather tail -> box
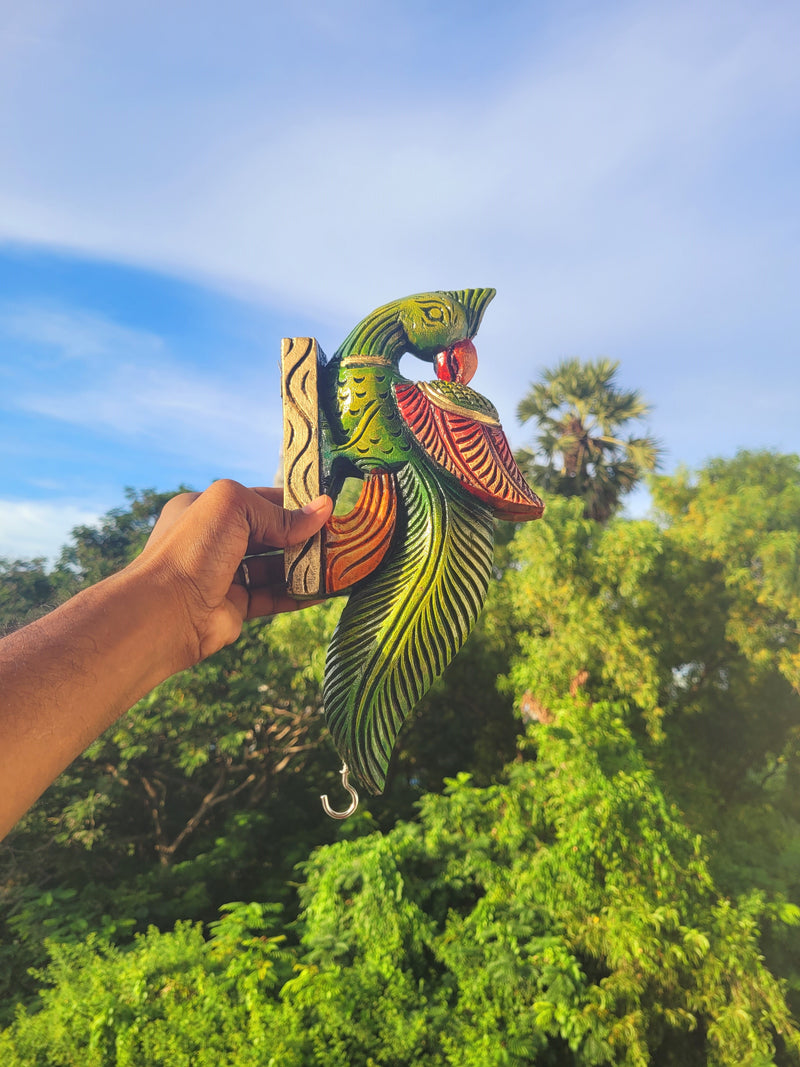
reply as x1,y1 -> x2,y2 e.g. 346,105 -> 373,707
322,464 -> 494,794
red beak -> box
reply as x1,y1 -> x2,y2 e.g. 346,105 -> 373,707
434,338 -> 478,385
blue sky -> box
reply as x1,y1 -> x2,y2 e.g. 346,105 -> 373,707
1,0 -> 798,560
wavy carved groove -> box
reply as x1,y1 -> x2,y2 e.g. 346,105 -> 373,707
281,337 -> 324,596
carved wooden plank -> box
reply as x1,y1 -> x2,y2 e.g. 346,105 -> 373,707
281,337 -> 324,597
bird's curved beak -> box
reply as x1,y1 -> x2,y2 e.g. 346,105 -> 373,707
435,338 -> 478,385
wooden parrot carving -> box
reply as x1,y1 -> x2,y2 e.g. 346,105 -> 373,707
281,289 -> 543,799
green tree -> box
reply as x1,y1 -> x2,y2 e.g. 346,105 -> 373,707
286,725 -> 800,1066
0,602 -> 346,1021
4,741 -> 798,1065
650,451 -> 800,989
503,454 -> 800,1016
0,558 -> 60,634
652,450 -> 800,697
0,485 -> 522,1023
504,468 -> 800,851
517,358 -> 661,521
0,903 -> 296,1066
5,453 -> 800,1061
55,486 -> 186,587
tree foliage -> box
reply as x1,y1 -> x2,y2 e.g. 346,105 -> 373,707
56,487 -> 185,587
0,903 -> 295,1066
2,450 -> 800,1062
3,739 -> 798,1065
0,489 -> 519,1023
0,558 -> 61,635
505,458 -> 800,905
517,358 -> 661,521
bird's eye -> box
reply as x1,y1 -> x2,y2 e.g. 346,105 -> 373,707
423,305 -> 445,323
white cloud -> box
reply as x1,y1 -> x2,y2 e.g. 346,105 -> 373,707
0,1 -> 797,327
0,1 -> 797,468
2,305 -> 165,362
2,304 -> 278,470
0,499 -> 103,563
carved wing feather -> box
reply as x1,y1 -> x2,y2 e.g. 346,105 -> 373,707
395,381 -> 544,521
323,462 -> 493,794
324,471 -> 398,592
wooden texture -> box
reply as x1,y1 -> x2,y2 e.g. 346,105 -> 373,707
323,461 -> 494,795
277,290 -> 544,797
281,337 -> 324,597
394,380 -> 544,521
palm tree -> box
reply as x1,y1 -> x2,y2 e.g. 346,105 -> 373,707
517,358 -> 662,523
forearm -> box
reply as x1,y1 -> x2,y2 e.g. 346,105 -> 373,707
0,481 -> 332,840
0,559 -> 188,838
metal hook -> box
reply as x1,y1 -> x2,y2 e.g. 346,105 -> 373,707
320,762 -> 359,820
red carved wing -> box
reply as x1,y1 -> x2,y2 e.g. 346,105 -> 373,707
395,382 -> 544,521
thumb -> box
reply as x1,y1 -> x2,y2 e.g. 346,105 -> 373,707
250,493 -> 333,550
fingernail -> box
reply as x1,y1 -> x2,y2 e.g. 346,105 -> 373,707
301,495 -> 331,515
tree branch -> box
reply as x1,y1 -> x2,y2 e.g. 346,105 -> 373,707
155,765 -> 256,865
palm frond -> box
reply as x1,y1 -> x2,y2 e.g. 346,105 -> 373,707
517,357 -> 663,521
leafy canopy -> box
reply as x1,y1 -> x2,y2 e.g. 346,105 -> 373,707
517,357 -> 662,522
2,451 -> 800,1063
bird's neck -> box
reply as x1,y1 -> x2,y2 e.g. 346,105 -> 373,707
338,353 -> 396,370
334,304 -> 408,362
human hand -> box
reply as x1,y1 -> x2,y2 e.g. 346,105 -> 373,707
134,480 -> 333,667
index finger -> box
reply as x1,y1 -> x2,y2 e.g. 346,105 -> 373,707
250,487 -> 285,505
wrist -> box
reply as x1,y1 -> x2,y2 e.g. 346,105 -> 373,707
116,554 -> 203,685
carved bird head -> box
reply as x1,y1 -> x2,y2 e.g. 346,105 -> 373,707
335,288 -> 495,378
